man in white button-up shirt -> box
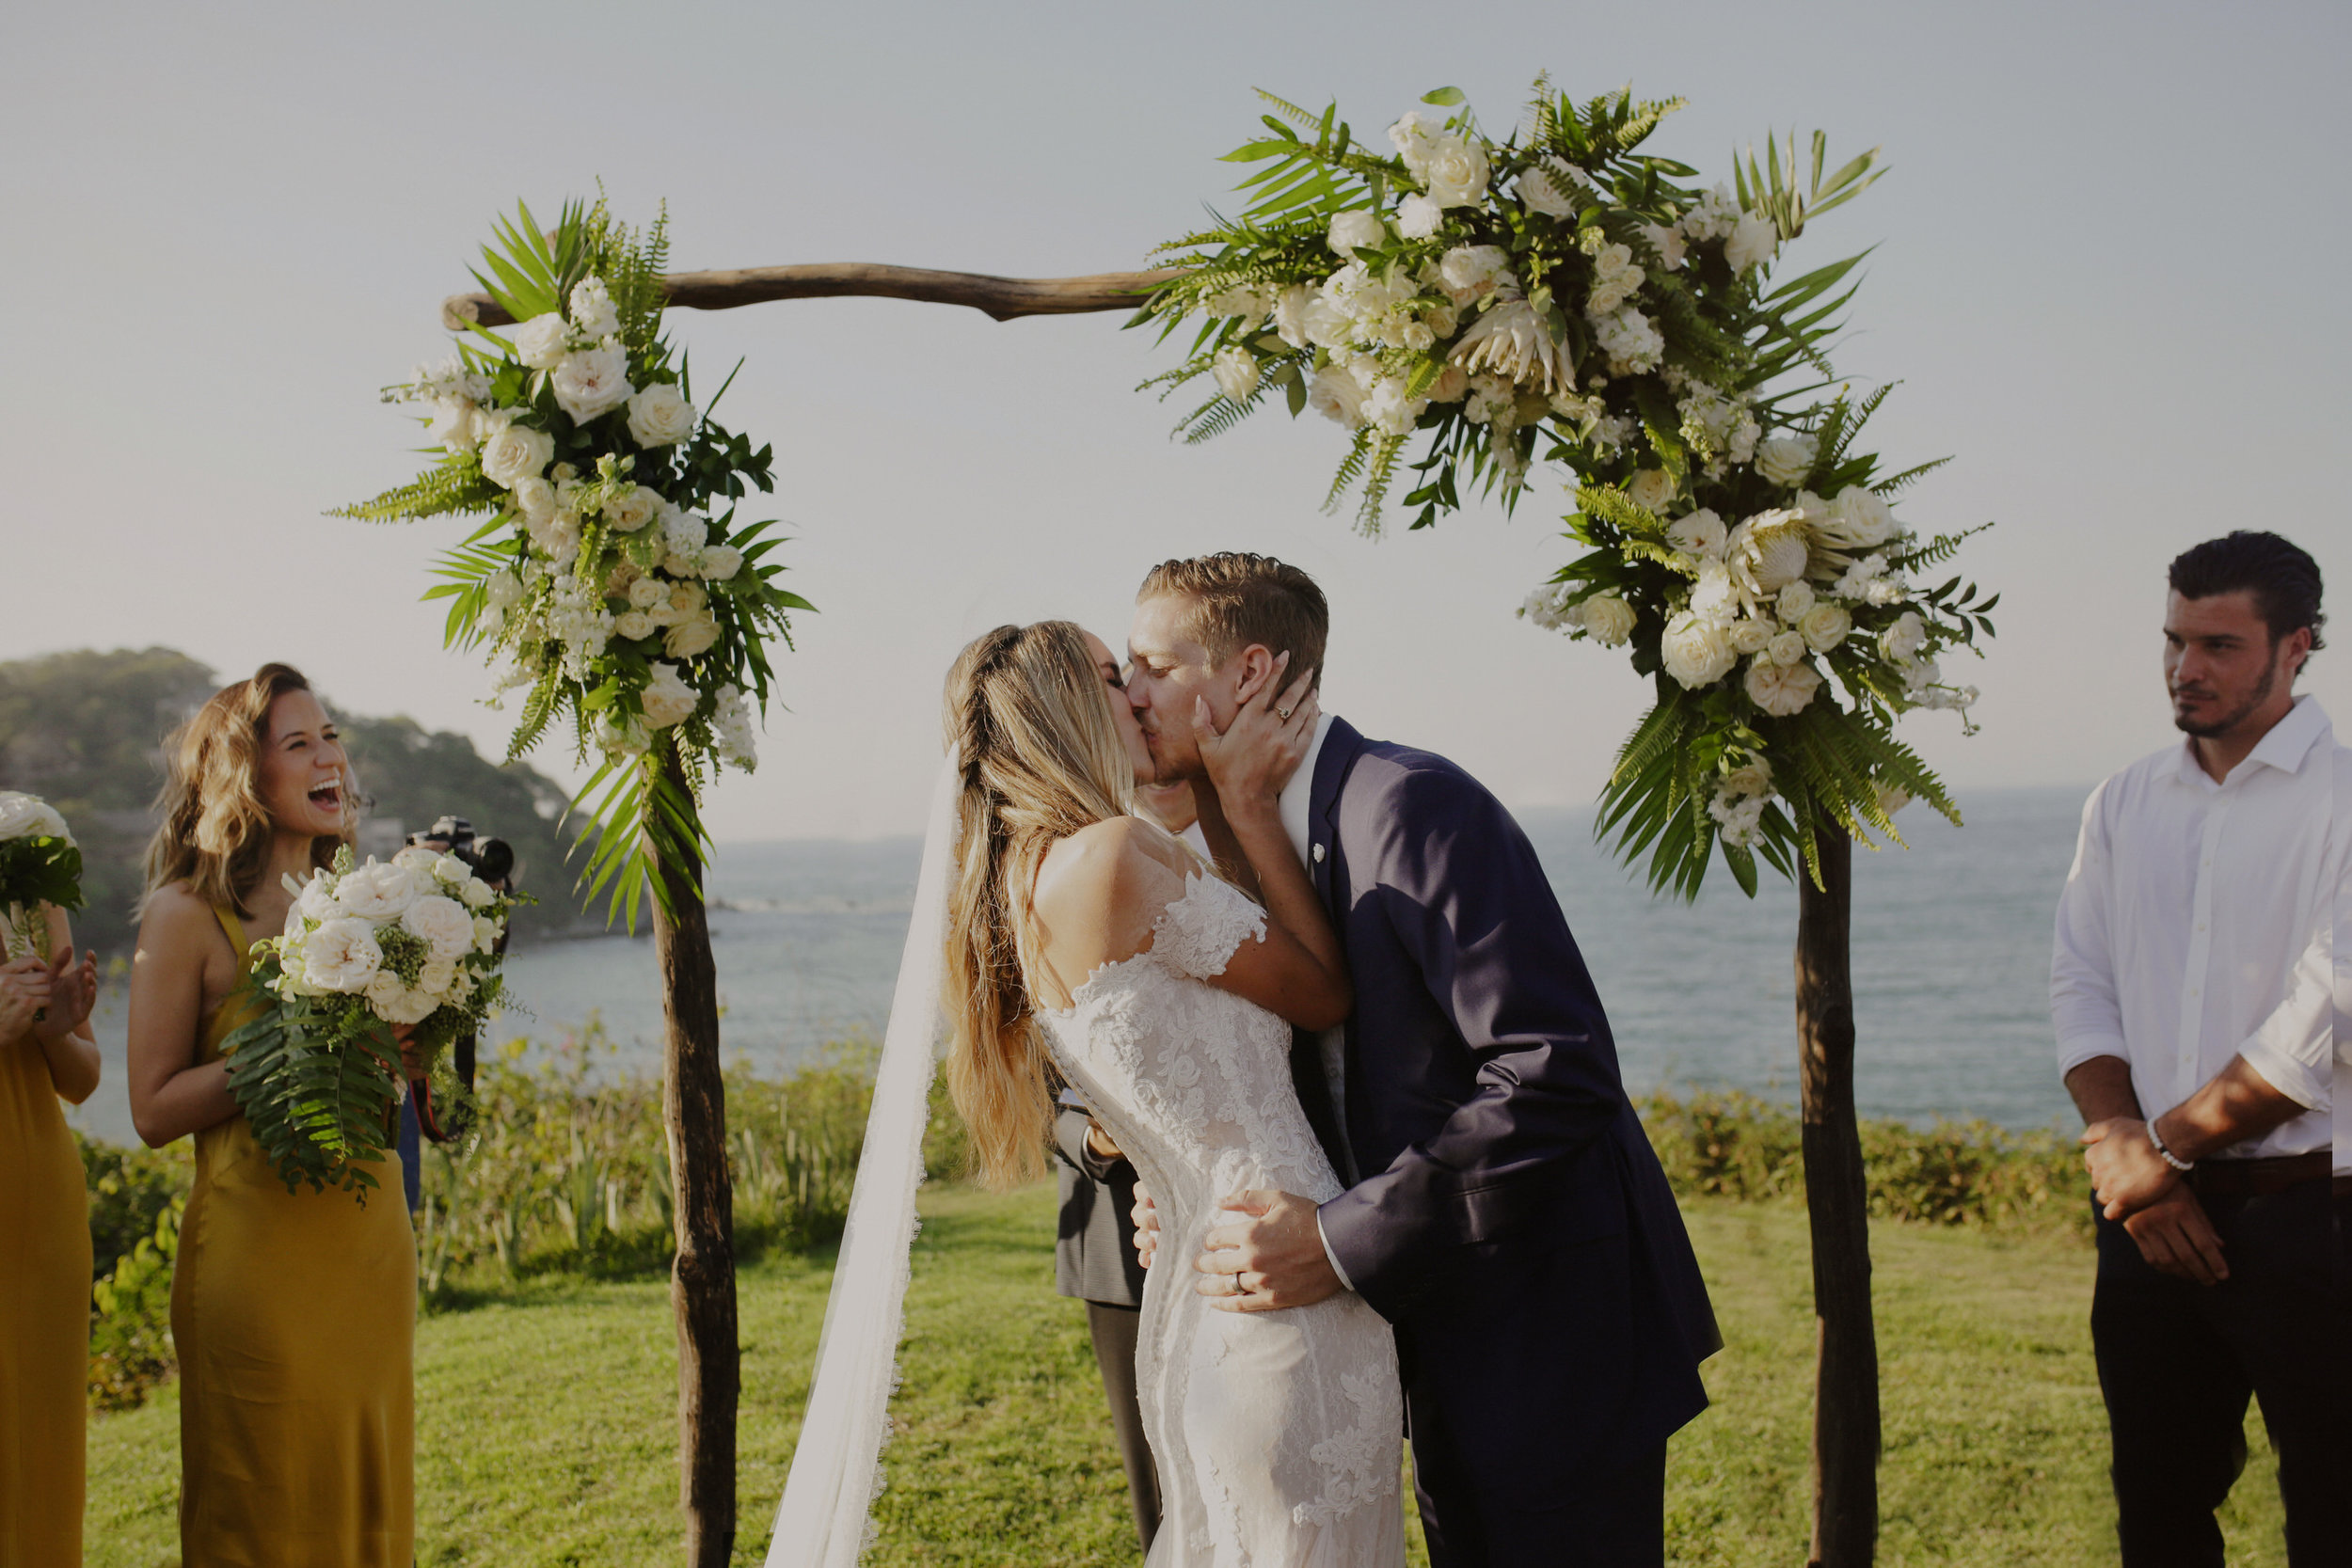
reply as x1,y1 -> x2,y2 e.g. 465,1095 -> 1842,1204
2050,531 -> 2343,1567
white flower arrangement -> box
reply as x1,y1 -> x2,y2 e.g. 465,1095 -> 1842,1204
1148,81 -> 1997,895
345,199 -> 809,922
222,847 -> 527,1200
0,790 -> 82,968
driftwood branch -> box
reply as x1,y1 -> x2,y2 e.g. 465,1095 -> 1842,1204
439,263 -> 1186,331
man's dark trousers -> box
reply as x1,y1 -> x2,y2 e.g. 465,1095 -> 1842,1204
2091,1178 -> 2341,1567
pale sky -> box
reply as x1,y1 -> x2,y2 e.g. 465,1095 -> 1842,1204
6,0 -> 2345,844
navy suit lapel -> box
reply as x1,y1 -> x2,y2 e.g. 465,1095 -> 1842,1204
1307,716 -> 1362,916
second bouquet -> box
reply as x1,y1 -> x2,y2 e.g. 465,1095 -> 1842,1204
224,845 -> 524,1200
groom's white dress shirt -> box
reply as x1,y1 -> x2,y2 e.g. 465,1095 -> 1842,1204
2050,692 -> 2343,1161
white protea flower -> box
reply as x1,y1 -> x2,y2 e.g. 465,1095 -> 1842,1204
1726,509 -> 1816,596
1448,299 -> 1569,392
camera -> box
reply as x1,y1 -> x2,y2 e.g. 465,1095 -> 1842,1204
405,815 -> 515,889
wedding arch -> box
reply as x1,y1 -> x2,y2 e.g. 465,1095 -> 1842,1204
355,79 -> 1995,1568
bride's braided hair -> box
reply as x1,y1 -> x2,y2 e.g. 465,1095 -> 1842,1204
941,622 -> 1135,1188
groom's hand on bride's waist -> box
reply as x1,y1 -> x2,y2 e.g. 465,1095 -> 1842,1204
1195,1189 -> 1343,1313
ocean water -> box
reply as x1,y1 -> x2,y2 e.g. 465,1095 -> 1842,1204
67,785 -> 2090,1145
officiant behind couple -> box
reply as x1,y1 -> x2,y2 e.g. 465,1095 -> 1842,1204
935,554 -> 1720,1567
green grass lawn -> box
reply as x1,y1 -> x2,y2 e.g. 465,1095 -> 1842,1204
85,1188 -> 2284,1566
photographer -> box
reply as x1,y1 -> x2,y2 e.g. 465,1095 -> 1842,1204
396,816 -> 513,1211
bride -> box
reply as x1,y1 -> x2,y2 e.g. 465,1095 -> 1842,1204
959,621 -> 1405,1564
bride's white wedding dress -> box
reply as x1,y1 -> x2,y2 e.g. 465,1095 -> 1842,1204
1040,870 -> 1405,1568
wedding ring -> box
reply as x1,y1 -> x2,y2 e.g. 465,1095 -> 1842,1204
1230,1272 -> 1246,1295
1276,706 -> 1294,721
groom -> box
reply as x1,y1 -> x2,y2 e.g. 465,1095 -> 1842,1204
1124,553 -> 1719,1568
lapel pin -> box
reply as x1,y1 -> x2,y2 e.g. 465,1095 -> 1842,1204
1311,843 -> 1326,863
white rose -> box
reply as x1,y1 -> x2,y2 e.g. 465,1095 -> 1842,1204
661,552 -> 698,579
1798,603 -> 1851,654
664,613 -> 720,659
1661,611 -> 1739,689
300,918 -> 383,993
669,581 -> 707,616
1722,756 -> 1773,798
627,383 -> 698,447
402,894 -> 476,961
641,662 -> 699,729
1212,346 -> 1260,403
615,610 -> 657,641
1327,209 -> 1385,257
479,420 -> 555,489
461,878 -> 498,911
516,312 -> 572,371
508,476 -> 556,527
1516,162 -> 1577,218
1666,508 -> 1728,559
1395,194 -> 1443,239
1389,109 -> 1440,177
1776,581 -> 1817,622
416,958 -> 457,999
1724,210 -> 1780,274
1767,629 -> 1808,667
551,345 -> 633,425
1438,245 -> 1510,302
1626,469 -> 1677,514
1881,610 -> 1929,663
663,511 -> 709,560
1272,284 -> 1313,349
362,968 -> 407,1016
1580,594 -> 1636,647
1825,485 -> 1895,549
1690,558 -> 1740,623
1754,434 -> 1817,488
473,914 -> 502,950
1745,657 -> 1823,716
1729,617 -> 1775,656
628,576 -> 670,610
0,793 -> 72,843
296,872 -> 342,924
568,276 -> 620,339
606,485 -> 659,533
334,859 -> 419,921
1422,134 -> 1490,208
699,546 -> 743,582
426,397 -> 480,453
1307,365 -> 1367,427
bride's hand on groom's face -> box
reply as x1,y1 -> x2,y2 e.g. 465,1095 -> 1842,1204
1194,1189 -> 1343,1313
1132,1184 -> 1160,1270
1190,654 -> 1319,814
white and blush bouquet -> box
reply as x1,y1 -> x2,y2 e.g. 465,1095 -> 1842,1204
0,791 -> 84,966
222,846 -> 525,1199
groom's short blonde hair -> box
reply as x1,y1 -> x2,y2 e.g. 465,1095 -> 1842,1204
1137,553 -> 1327,685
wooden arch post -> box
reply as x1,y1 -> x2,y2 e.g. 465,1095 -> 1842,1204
437,259 -> 1876,1567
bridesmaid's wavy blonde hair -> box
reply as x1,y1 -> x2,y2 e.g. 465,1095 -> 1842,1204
143,663 -> 353,919
941,623 -> 1135,1189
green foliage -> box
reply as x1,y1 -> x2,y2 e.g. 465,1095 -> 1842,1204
218,967 -> 407,1200
87,1196 -> 181,1412
1632,1088 -> 2094,1234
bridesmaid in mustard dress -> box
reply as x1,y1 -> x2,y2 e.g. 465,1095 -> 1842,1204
1,899 -> 101,1568
127,663 -> 416,1566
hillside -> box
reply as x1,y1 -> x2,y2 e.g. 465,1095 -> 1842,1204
0,648 -> 597,950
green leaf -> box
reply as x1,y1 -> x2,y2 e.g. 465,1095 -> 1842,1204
1422,87 -> 1467,106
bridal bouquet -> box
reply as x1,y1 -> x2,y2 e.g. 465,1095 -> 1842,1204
222,846 -> 525,1199
341,198 -> 805,923
1146,82 -> 1996,895
0,791 -> 83,966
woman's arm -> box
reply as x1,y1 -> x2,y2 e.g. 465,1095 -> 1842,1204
26,906 -> 101,1103
126,887 -> 240,1147
1186,661 -> 1349,1029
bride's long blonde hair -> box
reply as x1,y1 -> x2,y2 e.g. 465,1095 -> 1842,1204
941,622 -> 1136,1189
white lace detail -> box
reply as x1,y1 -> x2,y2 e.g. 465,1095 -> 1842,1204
1039,869 -> 1405,1567
1149,872 -> 1267,979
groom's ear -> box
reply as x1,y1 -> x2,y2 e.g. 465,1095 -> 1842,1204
1228,644 -> 1279,705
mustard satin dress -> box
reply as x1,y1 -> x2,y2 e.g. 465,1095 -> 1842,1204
172,908 -> 414,1565
0,949 -> 92,1567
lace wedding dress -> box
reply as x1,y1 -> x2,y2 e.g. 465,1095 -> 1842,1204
1040,872 -> 1405,1568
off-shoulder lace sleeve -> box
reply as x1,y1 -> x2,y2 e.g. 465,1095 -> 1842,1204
1149,872 -> 1267,979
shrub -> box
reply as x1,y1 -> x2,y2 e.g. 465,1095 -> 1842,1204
88,1197 -> 181,1411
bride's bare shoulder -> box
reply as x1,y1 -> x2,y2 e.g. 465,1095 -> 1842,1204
1033,816 -> 1191,954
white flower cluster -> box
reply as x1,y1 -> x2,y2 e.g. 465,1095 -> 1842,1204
270,848 -> 509,1029
1708,756 -> 1775,848
1521,585 -> 1635,647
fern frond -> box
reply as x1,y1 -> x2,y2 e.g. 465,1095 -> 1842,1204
332,453 -> 501,524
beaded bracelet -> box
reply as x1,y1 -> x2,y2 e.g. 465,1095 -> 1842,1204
2148,1118 -> 2196,1173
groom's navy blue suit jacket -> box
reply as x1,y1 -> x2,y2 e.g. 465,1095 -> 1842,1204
1298,719 -> 1720,1478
